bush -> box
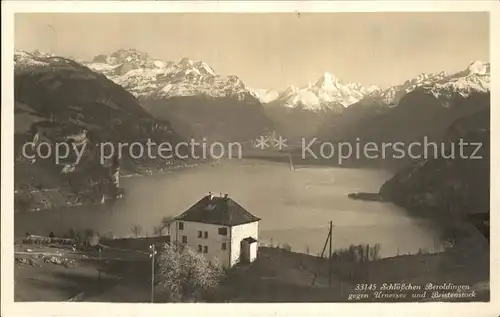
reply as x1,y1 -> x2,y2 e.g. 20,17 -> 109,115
155,242 -> 223,302
331,243 -> 381,262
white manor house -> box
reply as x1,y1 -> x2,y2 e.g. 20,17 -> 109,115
172,193 -> 260,268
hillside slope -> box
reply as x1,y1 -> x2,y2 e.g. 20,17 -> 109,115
379,109 -> 490,239
14,51 -> 183,211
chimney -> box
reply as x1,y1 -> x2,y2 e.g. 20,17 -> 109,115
224,193 -> 228,199
208,191 -> 213,200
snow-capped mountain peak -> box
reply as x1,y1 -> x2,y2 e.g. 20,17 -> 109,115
361,62 -> 490,106
252,72 -> 380,111
194,61 -> 216,76
467,60 -> 489,76
313,72 -> 339,90
179,57 -> 194,67
85,49 -> 255,101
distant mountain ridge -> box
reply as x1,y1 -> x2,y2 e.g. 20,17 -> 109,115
360,61 -> 490,107
314,61 -> 490,151
24,48 -> 490,145
253,60 -> 490,111
86,48 -> 256,101
25,48 -> 490,113
85,48 -> 272,141
252,72 -> 380,111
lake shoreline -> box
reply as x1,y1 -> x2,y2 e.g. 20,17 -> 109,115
15,158 -> 451,258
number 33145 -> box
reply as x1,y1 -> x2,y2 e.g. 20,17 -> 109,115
355,284 -> 377,291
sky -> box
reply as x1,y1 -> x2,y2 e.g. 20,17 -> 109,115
15,12 -> 489,90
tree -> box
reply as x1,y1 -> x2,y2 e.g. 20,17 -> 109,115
131,224 -> 142,238
153,225 -> 162,237
160,216 -> 174,236
84,228 -> 95,239
155,243 -> 223,302
88,233 -> 100,247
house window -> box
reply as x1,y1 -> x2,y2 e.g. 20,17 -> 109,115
204,231 -> 208,239
182,235 -> 187,243
221,243 -> 227,250
218,227 -> 228,236
203,246 -> 208,253
198,245 -> 202,253
178,222 -> 184,230
198,231 -> 202,238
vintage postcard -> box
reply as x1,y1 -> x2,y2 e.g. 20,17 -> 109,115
1,1 -> 499,317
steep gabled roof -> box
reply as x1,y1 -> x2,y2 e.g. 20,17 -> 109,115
175,195 -> 260,226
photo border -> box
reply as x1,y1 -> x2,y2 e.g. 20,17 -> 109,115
2,1 -> 499,316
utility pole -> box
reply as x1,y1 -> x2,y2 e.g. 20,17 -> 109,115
97,245 -> 102,282
328,221 -> 332,288
149,244 -> 157,303
311,221 -> 332,287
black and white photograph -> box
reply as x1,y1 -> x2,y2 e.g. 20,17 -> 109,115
1,2 -> 499,314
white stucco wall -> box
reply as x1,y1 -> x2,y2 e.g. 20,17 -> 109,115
172,219 -> 259,268
230,221 -> 259,267
172,220 -> 231,268
249,242 -> 258,262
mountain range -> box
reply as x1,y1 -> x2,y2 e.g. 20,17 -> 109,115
317,61 -> 490,150
13,48 -> 491,214
16,48 -> 491,147
86,49 -> 272,141
251,72 -> 380,111
87,49 -> 255,101
81,49 -> 490,143
84,49 -> 490,112
252,60 -> 489,110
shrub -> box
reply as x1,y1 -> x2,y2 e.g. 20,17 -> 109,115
331,243 -> 381,262
155,242 -> 223,302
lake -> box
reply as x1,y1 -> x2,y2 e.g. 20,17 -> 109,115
15,159 -> 444,257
